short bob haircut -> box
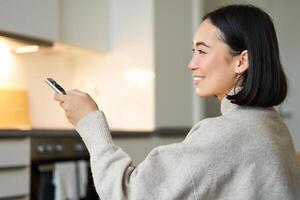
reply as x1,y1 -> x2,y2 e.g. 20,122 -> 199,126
203,4 -> 288,107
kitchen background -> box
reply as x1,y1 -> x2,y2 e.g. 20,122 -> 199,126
0,0 -> 299,199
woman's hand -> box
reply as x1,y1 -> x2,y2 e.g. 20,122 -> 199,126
54,89 -> 99,125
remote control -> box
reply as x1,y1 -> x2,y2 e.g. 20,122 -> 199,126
45,78 -> 66,95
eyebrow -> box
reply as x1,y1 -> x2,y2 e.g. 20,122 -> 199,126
193,41 -> 211,48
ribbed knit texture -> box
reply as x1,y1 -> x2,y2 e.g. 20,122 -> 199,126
75,98 -> 300,200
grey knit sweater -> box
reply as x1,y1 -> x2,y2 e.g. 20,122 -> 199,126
75,97 -> 300,200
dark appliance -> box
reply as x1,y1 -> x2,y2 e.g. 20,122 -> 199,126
30,131 -> 98,200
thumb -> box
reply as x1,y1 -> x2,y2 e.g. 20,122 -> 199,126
54,93 -> 67,102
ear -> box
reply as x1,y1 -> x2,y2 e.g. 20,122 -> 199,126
234,50 -> 249,74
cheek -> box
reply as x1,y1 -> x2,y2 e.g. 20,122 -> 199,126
202,53 -> 235,85
196,51 -> 235,83
198,54 -> 219,75
211,57 -> 236,88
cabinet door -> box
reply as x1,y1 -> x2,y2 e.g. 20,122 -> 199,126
60,0 -> 109,51
0,138 -> 30,168
0,0 -> 59,40
0,168 -> 29,198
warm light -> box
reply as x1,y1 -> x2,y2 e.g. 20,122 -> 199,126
84,81 -> 98,96
15,45 -> 39,54
0,40 -> 11,53
0,40 -> 13,83
124,68 -> 154,88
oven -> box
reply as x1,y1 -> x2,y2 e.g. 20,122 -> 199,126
30,132 -> 98,200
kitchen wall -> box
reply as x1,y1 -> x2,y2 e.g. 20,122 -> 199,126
0,47 -> 75,129
0,0 -> 192,167
1,0 -> 196,132
267,0 -> 300,151
154,0 -> 194,128
72,0 -> 155,131
0,0 -> 155,131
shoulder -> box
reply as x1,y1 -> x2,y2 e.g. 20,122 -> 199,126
188,106 -> 283,138
186,115 -> 238,140
185,107 -> 291,161
146,142 -> 185,159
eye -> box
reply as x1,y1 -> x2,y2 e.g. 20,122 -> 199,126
192,48 -> 206,54
198,49 -> 206,54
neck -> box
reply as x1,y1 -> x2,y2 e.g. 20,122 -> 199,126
217,94 -> 226,101
218,85 -> 243,102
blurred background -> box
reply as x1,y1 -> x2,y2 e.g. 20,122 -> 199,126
0,0 -> 299,199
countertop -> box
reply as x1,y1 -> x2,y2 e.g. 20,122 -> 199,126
0,127 -> 189,138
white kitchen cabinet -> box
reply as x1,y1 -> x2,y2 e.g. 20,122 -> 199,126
0,0 -> 109,51
60,0 -> 109,51
0,137 -> 30,199
0,138 -> 30,167
0,168 -> 30,199
0,0 -> 60,41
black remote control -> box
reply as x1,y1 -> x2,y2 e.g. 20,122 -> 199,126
45,78 -> 66,95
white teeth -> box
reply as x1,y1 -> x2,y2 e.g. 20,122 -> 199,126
194,76 -> 205,80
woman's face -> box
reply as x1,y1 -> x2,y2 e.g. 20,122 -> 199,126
188,19 -> 239,101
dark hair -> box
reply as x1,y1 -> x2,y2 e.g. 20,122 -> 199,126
203,4 -> 288,107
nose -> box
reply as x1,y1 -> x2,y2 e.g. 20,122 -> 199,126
187,54 -> 199,71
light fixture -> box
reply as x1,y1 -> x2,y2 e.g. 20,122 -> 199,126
15,45 -> 39,54
0,30 -> 53,54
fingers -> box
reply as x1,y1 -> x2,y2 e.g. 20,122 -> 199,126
54,89 -> 83,102
55,89 -> 85,109
67,89 -> 85,95
54,93 -> 67,102
53,89 -> 98,125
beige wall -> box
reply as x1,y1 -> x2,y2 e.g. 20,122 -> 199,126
72,0 -> 155,131
0,50 -> 75,129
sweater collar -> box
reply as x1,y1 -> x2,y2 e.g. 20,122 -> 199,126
220,87 -> 242,115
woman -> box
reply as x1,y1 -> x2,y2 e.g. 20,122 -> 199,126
54,4 -> 300,200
